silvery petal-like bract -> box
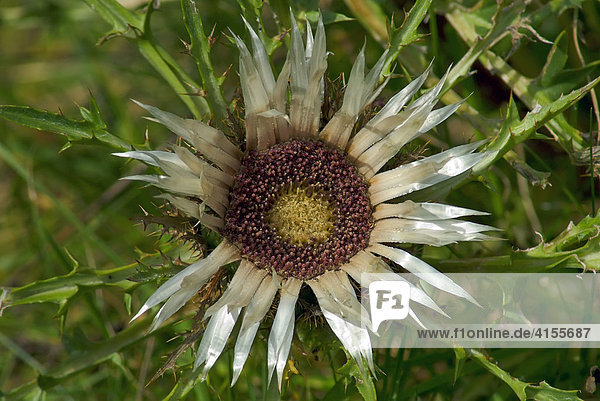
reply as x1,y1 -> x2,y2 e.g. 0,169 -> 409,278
120,12 -> 496,390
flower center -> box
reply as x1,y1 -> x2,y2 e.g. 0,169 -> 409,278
224,140 -> 373,280
266,185 -> 334,244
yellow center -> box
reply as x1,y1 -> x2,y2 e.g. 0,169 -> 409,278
266,185 -> 334,244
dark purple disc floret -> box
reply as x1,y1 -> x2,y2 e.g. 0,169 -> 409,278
224,140 -> 373,280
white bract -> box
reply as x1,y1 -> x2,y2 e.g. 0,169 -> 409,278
116,13 -> 495,389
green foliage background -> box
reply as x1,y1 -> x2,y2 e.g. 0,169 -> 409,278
1,0 -> 600,400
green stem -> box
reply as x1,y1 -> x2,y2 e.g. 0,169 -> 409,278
181,0 -> 229,127
81,0 -> 210,119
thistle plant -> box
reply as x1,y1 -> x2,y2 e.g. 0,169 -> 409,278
1,1 -> 600,400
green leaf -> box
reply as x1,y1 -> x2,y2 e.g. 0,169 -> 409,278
478,76 -> 600,171
525,213 -> 600,267
470,350 -> 584,400
530,0 -> 583,26
81,0 -> 142,33
161,368 -> 204,401
0,101 -> 133,151
0,106 -> 95,141
95,129 -> 133,150
469,350 -> 528,400
237,0 -> 262,21
428,214 -> 600,272
123,293 -> 132,315
504,150 -> 551,188
384,0 -> 432,76
453,347 -> 466,384
80,94 -> 106,127
447,0 -> 526,90
4,264 -> 138,308
512,76 -> 600,138
444,0 -> 596,153
540,31 -> 568,87
526,381 -> 582,401
337,356 -> 377,401
538,61 -> 600,101
485,94 -> 520,157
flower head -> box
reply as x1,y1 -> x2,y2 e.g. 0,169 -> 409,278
117,13 -> 495,388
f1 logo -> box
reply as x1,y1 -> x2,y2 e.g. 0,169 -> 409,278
369,280 -> 411,332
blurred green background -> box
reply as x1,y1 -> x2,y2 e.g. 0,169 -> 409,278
1,0 -> 600,400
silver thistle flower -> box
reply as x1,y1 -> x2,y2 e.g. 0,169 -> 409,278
116,14 -> 496,389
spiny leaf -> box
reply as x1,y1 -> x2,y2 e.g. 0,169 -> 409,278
478,76 -> 600,171
447,0 -> 527,90
95,129 -> 133,150
526,381 -> 582,401
525,212 -> 600,263
538,61 -> 600,101
443,0 -> 594,152
384,0 -> 432,76
428,214 -> 600,272
505,150 -> 552,188
469,350 -> 529,400
485,93 -> 521,158
0,106 -> 95,141
0,104 -> 133,151
337,354 -> 377,401
471,352 -> 582,400
512,76 -> 600,138
5,264 -> 138,308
